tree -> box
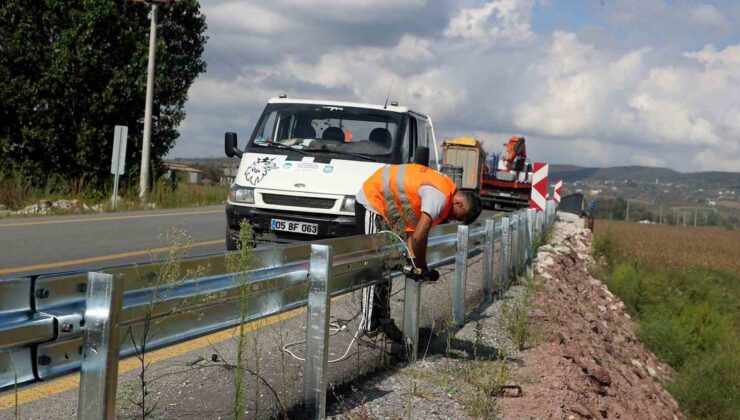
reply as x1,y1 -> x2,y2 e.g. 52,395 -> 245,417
0,0 -> 207,188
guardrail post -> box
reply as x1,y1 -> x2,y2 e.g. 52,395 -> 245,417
482,219 -> 496,301
526,209 -> 535,279
511,216 -> 518,277
303,244 -> 333,420
519,212 -> 526,270
403,277 -> 420,363
77,272 -> 123,420
500,217 -> 510,291
453,224 -> 469,326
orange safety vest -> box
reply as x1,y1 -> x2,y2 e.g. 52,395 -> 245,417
362,163 -> 457,233
506,136 -> 519,161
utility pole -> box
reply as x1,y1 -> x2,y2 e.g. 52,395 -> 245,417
625,199 -> 630,222
694,208 -> 697,227
138,2 -> 158,201
134,0 -> 179,201
659,206 -> 663,224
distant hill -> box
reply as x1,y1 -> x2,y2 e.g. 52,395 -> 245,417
550,165 -> 740,188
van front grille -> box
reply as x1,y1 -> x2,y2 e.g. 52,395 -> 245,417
261,194 -> 336,209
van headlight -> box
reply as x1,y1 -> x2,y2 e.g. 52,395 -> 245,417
229,185 -> 255,204
341,196 -> 355,212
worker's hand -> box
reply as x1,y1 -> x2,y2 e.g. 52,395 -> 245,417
420,268 -> 440,282
405,265 -> 440,282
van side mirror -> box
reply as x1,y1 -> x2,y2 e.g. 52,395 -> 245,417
414,146 -> 430,167
225,132 -> 243,158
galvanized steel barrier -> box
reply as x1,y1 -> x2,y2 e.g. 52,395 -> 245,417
0,201 -> 558,419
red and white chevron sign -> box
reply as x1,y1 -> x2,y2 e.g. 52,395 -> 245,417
529,162 -> 549,211
553,179 -> 563,203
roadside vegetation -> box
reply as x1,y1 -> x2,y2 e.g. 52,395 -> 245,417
592,220 -> 739,419
0,172 -> 227,217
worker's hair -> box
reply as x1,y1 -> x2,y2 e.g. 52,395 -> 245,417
462,191 -> 483,225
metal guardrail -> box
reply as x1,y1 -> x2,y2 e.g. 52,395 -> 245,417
0,202 -> 558,419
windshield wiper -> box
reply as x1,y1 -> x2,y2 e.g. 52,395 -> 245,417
310,146 -> 376,161
255,142 -> 309,156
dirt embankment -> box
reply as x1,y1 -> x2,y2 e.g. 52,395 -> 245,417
498,213 -> 682,419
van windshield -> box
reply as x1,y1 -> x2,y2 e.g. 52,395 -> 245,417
248,103 -> 402,160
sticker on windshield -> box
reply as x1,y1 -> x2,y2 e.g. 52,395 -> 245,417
297,162 -> 320,172
245,157 -> 277,185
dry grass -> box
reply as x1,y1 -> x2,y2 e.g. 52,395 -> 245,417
595,219 -> 740,273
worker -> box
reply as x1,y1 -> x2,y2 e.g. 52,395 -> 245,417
354,163 -> 483,342
504,136 -> 527,172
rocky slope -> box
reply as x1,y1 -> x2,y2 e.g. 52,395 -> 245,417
498,213 -> 682,419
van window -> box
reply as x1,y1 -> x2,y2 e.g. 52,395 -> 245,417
250,104 -> 402,160
417,119 -> 429,148
407,117 -> 418,162
400,123 -> 410,163
254,111 -> 278,143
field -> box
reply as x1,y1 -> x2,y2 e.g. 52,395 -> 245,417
594,219 -> 740,273
592,220 -> 739,419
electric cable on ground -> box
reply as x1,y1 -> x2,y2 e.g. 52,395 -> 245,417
282,230 -> 412,363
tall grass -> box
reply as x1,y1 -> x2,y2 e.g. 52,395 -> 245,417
0,171 -> 226,213
592,234 -> 739,419
225,221 -> 257,420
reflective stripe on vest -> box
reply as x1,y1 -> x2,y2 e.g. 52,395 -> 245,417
396,165 -> 419,225
362,163 -> 456,233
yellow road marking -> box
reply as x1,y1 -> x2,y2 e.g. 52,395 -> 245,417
0,293 -> 350,409
0,308 -> 302,409
0,239 -> 225,276
0,209 -> 222,229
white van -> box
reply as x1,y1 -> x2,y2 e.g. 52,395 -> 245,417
224,97 -> 440,249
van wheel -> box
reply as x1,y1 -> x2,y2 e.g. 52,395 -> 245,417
226,227 -> 258,251
226,227 -> 239,251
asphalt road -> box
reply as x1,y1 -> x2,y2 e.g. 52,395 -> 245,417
0,207 -> 503,418
0,206 -> 499,278
0,205 -> 227,278
0,251 -> 497,419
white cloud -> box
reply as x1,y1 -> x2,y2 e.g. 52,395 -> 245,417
689,4 -> 730,30
444,0 -> 535,44
172,0 -> 740,172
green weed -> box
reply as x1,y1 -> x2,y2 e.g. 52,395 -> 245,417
594,232 -> 740,419
225,220 -> 257,420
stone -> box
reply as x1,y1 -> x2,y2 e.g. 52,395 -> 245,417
52,199 -> 80,211
549,332 -> 566,345
590,367 -> 612,386
569,404 -> 595,419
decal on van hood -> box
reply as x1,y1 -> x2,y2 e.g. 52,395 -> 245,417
245,157 -> 278,185
235,153 -> 385,196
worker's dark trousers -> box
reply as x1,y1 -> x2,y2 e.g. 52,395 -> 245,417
355,204 -> 391,333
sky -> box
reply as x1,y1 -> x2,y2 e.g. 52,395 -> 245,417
170,0 -> 740,173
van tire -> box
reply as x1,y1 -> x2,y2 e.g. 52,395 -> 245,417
226,227 -> 239,251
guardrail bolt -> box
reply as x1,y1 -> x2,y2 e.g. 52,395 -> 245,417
35,288 -> 49,299
38,355 -> 52,366
61,323 -> 73,333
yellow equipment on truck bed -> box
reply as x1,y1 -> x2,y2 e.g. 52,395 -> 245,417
442,137 -> 481,191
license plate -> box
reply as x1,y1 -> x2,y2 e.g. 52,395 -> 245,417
270,219 -> 319,235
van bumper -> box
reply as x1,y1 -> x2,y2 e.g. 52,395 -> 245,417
226,204 -> 357,241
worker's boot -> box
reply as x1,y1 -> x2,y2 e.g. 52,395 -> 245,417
379,318 -> 404,345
